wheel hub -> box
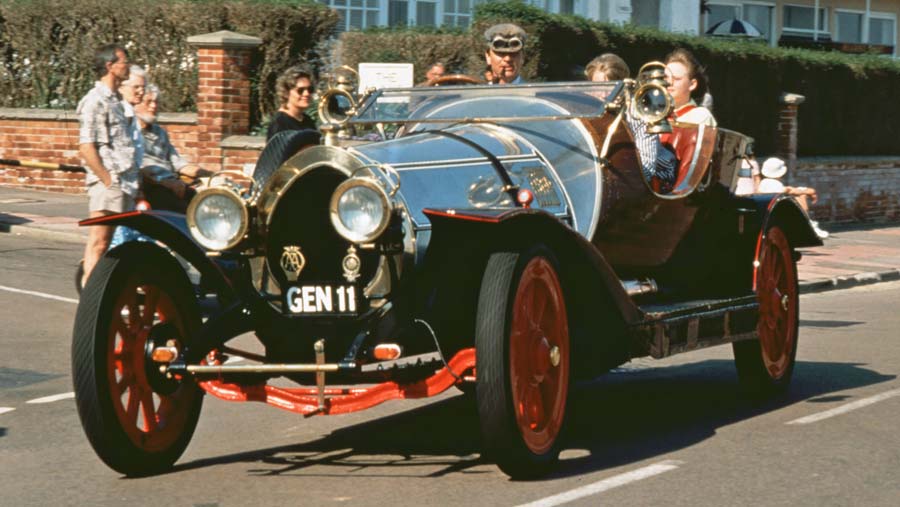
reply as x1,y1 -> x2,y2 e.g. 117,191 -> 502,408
144,323 -> 183,395
549,345 -> 560,367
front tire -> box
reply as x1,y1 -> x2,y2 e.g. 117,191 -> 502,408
72,242 -> 204,476
733,225 -> 799,397
476,247 -> 570,479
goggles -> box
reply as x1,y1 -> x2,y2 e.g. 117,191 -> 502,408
490,36 -> 524,53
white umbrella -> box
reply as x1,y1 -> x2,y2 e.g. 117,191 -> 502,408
706,18 -> 763,37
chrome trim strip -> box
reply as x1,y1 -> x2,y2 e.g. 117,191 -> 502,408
574,115 -> 604,239
387,153 -> 539,169
352,114 -> 604,125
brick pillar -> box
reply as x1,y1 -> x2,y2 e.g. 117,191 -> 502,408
187,31 -> 262,170
775,92 -> 805,180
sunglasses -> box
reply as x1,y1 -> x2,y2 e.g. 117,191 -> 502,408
490,36 -> 523,53
293,85 -> 315,95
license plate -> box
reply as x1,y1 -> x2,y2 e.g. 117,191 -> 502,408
284,284 -> 359,316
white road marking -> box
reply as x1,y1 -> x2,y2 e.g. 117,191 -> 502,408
516,460 -> 684,507
787,388 -> 900,425
224,355 -> 245,364
26,392 -> 75,404
0,407 -> 15,415
0,284 -> 78,304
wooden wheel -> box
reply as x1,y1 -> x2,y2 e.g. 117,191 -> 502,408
734,226 -> 799,396
476,247 -> 570,479
72,242 -> 203,476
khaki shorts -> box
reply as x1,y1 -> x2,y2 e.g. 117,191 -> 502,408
87,180 -> 135,213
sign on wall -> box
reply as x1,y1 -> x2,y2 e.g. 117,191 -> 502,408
358,62 -> 414,93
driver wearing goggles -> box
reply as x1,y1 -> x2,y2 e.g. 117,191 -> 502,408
484,23 -> 527,85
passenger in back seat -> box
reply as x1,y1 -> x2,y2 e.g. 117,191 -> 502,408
586,53 -> 677,192
664,49 -> 716,127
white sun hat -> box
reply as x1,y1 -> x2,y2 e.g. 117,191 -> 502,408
761,157 -> 787,179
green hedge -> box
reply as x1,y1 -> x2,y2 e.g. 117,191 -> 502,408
339,26 -> 480,84
0,0 -> 337,124
341,0 -> 900,157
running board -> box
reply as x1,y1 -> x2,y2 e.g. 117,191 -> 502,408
630,295 -> 759,359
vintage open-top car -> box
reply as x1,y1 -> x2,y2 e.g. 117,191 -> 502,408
72,64 -> 822,479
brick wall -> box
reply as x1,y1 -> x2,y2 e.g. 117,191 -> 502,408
0,111 -> 207,193
0,30 -> 263,194
792,157 -> 900,225
221,136 -> 264,177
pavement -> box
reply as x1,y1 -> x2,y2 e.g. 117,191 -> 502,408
2,186 -> 900,294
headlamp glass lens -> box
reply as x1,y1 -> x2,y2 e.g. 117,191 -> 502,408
637,87 -> 668,120
194,193 -> 243,249
337,185 -> 386,241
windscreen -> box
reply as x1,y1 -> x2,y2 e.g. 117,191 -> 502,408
351,81 -> 622,125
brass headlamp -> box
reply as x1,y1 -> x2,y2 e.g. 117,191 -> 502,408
318,66 -> 360,145
632,61 -> 674,134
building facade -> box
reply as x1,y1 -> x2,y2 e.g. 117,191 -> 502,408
318,0 -> 896,55
702,1 -> 897,55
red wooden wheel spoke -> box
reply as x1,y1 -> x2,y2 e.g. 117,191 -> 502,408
141,391 -> 157,431
113,375 -> 128,397
141,286 -> 160,326
523,384 -> 545,430
531,279 -> 549,330
157,397 -> 173,423
126,387 -> 141,425
111,313 -> 129,340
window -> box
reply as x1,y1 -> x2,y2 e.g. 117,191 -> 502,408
744,4 -> 773,41
836,11 -> 863,43
443,0 -> 486,28
388,0 -> 438,27
869,16 -> 896,47
389,0 -> 408,26
782,4 -> 828,36
835,10 -> 896,50
559,0 -> 574,15
416,0 -> 437,26
632,0 -> 660,28
320,0 -> 380,32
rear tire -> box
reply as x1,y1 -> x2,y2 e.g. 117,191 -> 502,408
72,242 -> 203,476
733,225 -> 799,397
476,247 -> 570,479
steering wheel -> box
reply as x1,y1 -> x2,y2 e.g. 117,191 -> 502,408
424,74 -> 483,87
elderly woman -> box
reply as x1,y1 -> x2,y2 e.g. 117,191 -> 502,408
134,84 -> 210,212
664,48 -> 716,126
267,66 -> 317,141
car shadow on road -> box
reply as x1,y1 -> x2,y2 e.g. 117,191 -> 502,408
0,212 -> 31,229
175,359 -> 894,480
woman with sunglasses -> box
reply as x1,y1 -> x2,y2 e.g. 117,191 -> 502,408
267,66 -> 318,141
